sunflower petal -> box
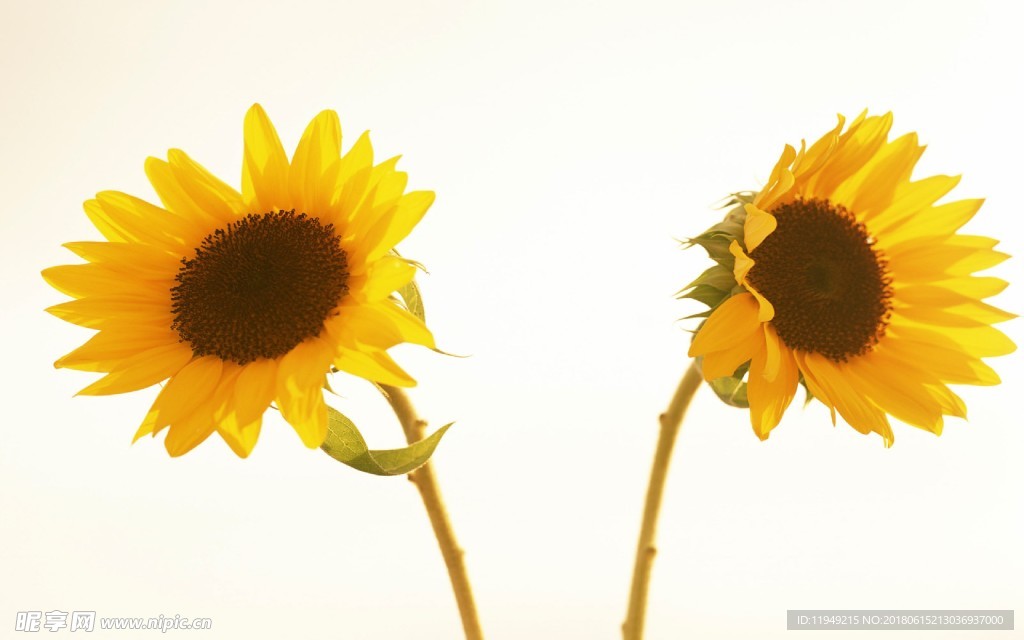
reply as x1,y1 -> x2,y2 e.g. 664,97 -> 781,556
167,149 -> 246,222
242,104 -> 290,210
688,293 -> 762,357
802,353 -> 893,444
361,255 -> 418,301
333,348 -> 416,387
699,328 -> 763,380
76,343 -> 193,396
729,241 -> 774,321
746,337 -> 799,439
364,191 -> 435,261
743,204 -> 777,252
276,338 -> 332,448
290,110 -> 342,214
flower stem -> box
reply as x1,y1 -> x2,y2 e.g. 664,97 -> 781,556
622,360 -> 703,640
380,384 -> 485,640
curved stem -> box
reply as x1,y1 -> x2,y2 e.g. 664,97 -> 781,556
380,384 -> 485,640
622,360 -> 703,640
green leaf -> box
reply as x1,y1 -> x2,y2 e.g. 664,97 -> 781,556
320,406 -> 451,476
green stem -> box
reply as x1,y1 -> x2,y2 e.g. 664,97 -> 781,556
380,384 -> 485,640
622,360 -> 703,640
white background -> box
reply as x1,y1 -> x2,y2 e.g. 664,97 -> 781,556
1,1 -> 1021,638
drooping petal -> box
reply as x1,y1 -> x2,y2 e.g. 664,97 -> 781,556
698,327 -> 763,380
688,293 -> 762,357
802,353 -> 893,444
742,204 -> 777,252
746,335 -> 799,439
275,337 -> 333,448
729,241 -> 774,321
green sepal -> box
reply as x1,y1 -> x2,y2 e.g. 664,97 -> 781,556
687,234 -> 735,269
680,310 -> 712,321
320,406 -> 451,476
694,357 -> 751,408
800,376 -> 816,407
395,278 -> 426,323
677,264 -> 736,296
679,284 -> 731,308
708,375 -> 750,409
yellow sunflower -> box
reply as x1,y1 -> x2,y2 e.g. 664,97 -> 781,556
43,104 -> 436,457
685,111 -> 1015,445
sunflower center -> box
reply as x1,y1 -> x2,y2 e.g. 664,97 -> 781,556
747,198 -> 892,362
171,210 -> 349,365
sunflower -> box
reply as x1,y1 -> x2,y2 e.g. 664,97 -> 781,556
684,111 -> 1015,445
43,104 -> 436,457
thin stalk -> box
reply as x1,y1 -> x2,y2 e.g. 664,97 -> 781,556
622,360 -> 703,640
380,384 -> 485,640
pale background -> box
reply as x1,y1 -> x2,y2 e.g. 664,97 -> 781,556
1,1 -> 1021,638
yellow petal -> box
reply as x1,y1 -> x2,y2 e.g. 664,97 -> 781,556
802,353 -> 893,444
846,350 -> 943,434
89,192 -> 193,250
746,338 -> 799,439
162,366 -> 237,457
698,327 -> 763,380
371,301 -> 435,348
792,114 -> 846,187
290,110 -> 342,215
333,347 -> 416,387
167,149 -> 246,223
688,293 -> 762,357
76,343 -> 193,396
792,350 -> 836,424
364,191 -> 435,262
55,327 -> 179,372
242,104 -> 290,210
878,337 -> 1000,386
361,255 -> 417,301
894,281 -> 1008,306
729,241 -> 774,321
42,264 -> 168,299
233,358 -> 278,427
62,241 -> 178,276
893,300 -> 1015,327
869,184 -> 971,241
218,414 -> 263,458
887,320 -> 1016,358
742,204 -> 777,252
275,338 -> 332,448
145,157 -> 225,231
753,144 -> 796,210
761,322 -> 782,382
834,132 -> 924,218
46,295 -> 171,329
887,236 -> 1010,280
135,356 -> 223,440
809,112 -> 893,200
